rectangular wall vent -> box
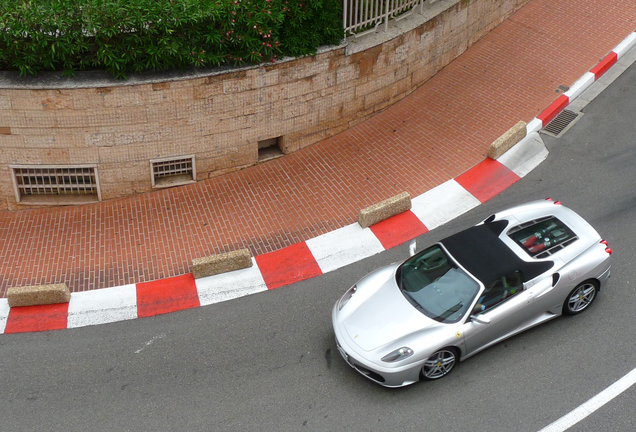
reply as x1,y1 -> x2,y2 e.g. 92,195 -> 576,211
11,165 -> 101,205
151,155 -> 196,188
258,137 -> 284,161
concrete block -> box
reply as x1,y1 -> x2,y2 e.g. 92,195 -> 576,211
488,121 -> 527,160
191,249 -> 253,279
8,283 -> 71,307
358,192 -> 412,228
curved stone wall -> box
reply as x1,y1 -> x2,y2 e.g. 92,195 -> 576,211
0,0 -> 530,210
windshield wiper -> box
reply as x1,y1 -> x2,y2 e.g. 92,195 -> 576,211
433,302 -> 464,322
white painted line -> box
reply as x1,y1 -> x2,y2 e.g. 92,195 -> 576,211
538,367 -> 636,432
613,32 -> 636,59
498,132 -> 549,178
527,118 -> 543,134
410,179 -> 480,230
0,298 -> 9,334
196,258 -> 267,306
564,72 -> 595,100
134,333 -> 166,354
67,284 -> 138,328
306,224 -> 385,274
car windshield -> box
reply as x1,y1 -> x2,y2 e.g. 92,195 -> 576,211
397,245 -> 481,323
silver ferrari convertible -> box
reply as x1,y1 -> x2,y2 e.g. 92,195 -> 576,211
332,199 -> 612,387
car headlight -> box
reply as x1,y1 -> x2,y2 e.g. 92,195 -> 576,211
381,347 -> 414,362
338,285 -> 357,310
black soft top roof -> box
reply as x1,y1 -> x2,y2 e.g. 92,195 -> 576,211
440,220 -> 553,285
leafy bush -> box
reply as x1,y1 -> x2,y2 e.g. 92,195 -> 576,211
0,0 -> 343,79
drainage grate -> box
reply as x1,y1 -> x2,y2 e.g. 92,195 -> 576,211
543,109 -> 581,137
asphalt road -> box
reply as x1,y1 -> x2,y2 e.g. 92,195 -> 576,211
2,60 -> 636,432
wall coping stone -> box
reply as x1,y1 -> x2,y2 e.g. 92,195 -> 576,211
345,0 -> 460,55
0,45 -> 346,90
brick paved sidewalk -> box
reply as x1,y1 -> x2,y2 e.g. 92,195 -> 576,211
1,0 -> 635,297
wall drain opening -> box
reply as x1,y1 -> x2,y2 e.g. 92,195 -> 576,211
258,137 -> 284,161
543,109 -> 582,137
151,155 -> 196,188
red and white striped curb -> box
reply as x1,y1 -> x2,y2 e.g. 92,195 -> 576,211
526,32 -> 636,134
1,30 -> 634,335
0,137 -> 545,334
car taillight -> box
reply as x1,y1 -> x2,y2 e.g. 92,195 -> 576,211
545,197 -> 561,205
601,240 -> 612,255
554,201 -> 562,205
545,197 -> 553,201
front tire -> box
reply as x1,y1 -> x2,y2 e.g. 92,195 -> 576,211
563,280 -> 598,315
421,348 -> 457,380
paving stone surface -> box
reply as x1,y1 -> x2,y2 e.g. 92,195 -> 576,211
1,0 -> 635,296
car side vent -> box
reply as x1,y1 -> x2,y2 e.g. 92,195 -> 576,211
552,273 -> 560,287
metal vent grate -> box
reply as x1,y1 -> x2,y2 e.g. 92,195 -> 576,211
14,167 -> 98,196
151,155 -> 196,188
543,109 -> 581,137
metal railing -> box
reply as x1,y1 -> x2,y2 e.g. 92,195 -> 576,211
344,0 -> 434,37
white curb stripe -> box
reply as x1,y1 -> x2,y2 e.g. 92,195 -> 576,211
411,179 -> 481,231
564,72 -> 595,101
526,118 -> 543,134
538,367 -> 636,432
306,224 -> 385,274
613,32 -> 636,59
196,258 -> 267,306
67,284 -> 138,328
0,299 -> 9,334
498,132 -> 549,178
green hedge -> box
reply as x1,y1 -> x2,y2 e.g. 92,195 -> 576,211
0,0 -> 343,79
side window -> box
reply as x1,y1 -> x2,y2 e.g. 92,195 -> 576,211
474,270 -> 523,313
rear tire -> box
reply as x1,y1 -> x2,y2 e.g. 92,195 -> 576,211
563,280 -> 598,315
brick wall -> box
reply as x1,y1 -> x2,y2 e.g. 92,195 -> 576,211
0,0 -> 530,210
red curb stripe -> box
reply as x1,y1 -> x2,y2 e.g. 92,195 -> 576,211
590,52 -> 618,79
537,94 -> 570,126
370,210 -> 428,250
136,273 -> 200,318
4,303 -> 69,334
455,158 -> 521,203
255,242 -> 323,290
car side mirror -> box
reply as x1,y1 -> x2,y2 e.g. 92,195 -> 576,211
471,314 -> 491,325
409,240 -> 417,257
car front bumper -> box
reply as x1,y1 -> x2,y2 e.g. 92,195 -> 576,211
332,303 -> 422,388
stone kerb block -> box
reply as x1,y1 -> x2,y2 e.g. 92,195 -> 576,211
358,192 -> 412,228
191,249 -> 253,279
488,121 -> 527,160
7,283 -> 71,307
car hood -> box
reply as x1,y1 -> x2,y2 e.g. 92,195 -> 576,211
344,274 -> 436,351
